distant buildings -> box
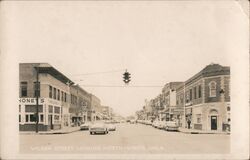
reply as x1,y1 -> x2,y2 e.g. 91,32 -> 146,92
137,63 -> 230,132
19,63 -> 116,131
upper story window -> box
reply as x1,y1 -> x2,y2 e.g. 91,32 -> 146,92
186,92 -> 190,103
64,92 -> 67,102
57,89 -> 60,100
194,87 -> 197,99
180,94 -> 184,103
20,81 -> 28,97
209,81 -> 217,97
33,82 -> 40,97
49,86 -> 52,98
61,91 -> 64,101
189,89 -> 192,100
53,87 -> 57,99
198,85 -> 202,98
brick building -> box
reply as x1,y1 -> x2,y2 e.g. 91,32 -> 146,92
183,63 -> 230,131
69,84 -> 91,124
19,63 -> 73,131
90,94 -> 102,121
161,82 -> 183,121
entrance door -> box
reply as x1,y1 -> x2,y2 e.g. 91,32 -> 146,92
211,116 -> 217,130
48,115 -> 53,130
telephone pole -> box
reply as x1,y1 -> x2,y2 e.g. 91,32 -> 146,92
35,66 -> 39,133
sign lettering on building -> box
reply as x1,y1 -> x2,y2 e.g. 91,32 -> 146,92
19,98 -> 45,104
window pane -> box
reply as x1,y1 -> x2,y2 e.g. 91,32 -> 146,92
21,82 -> 28,97
25,115 -> 29,122
49,105 -> 53,113
25,105 -> 43,112
49,86 -> 52,98
53,88 -> 56,99
33,82 -> 40,97
61,91 -> 64,101
40,114 -> 44,122
54,106 -> 60,114
198,85 -> 202,98
30,114 -> 37,122
19,115 -> 21,122
57,89 -> 60,100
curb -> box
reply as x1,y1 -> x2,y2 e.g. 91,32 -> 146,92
179,130 -> 230,135
19,128 -> 80,135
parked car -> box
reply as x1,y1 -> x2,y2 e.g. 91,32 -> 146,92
152,120 -> 160,128
165,121 -> 179,131
89,122 -> 109,135
80,122 -> 91,130
130,120 -> 136,124
145,120 -> 152,125
157,121 -> 168,129
107,123 -> 116,131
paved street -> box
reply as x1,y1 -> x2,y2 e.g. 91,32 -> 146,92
20,123 -> 230,154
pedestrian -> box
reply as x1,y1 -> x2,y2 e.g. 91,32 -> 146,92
187,119 -> 191,129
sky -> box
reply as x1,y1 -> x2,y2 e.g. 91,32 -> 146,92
2,1 -> 247,117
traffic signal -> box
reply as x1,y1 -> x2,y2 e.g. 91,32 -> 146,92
123,70 -> 131,84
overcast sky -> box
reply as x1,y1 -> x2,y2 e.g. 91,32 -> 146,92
3,1 -> 247,116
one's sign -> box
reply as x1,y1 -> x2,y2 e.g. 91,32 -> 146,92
19,98 -> 45,104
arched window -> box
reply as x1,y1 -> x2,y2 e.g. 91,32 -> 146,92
209,81 -> 217,97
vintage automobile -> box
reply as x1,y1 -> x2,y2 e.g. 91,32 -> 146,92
89,122 -> 109,135
80,122 -> 91,130
165,121 -> 179,131
157,121 -> 168,129
107,123 -> 116,131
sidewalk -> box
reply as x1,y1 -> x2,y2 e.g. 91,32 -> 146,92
178,127 -> 230,135
19,126 -> 80,135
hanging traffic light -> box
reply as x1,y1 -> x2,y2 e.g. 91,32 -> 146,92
123,70 -> 131,84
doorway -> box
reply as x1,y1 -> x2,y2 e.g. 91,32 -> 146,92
211,116 -> 217,130
48,115 -> 53,130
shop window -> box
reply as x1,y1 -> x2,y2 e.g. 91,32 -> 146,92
54,115 -> 60,123
25,105 -> 43,112
25,115 -> 29,122
33,82 -> 40,97
20,81 -> 28,97
40,114 -> 44,122
196,114 -> 201,123
30,114 -> 37,122
209,81 -> 217,97
53,88 -> 57,99
49,85 -> 52,98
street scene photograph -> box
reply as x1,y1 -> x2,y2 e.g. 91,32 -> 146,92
1,0 -> 249,159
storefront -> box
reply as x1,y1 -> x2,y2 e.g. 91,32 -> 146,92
19,98 -> 63,131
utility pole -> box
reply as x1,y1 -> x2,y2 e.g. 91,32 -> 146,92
35,66 -> 39,133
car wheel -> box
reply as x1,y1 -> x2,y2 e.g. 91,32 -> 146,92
90,132 -> 92,135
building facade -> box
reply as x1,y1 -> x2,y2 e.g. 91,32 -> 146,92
161,82 -> 183,121
183,63 -> 230,131
90,94 -> 102,121
19,63 -> 73,131
69,84 -> 91,125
